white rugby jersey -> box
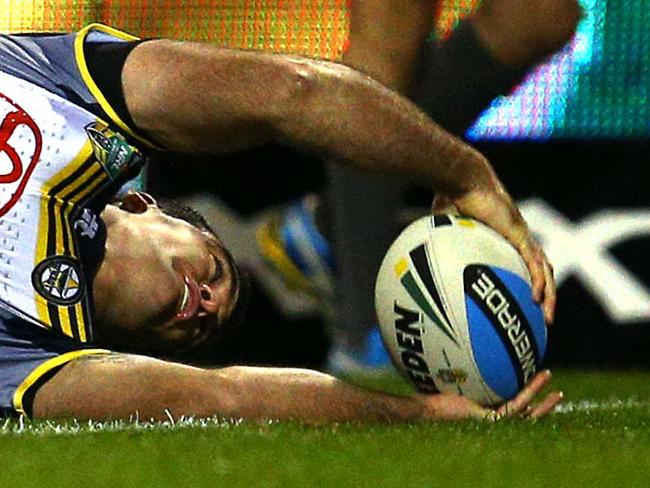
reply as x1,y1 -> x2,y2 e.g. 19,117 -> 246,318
0,24 -> 153,342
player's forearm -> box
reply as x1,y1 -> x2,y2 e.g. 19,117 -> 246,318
271,57 -> 499,198
214,366 -> 427,423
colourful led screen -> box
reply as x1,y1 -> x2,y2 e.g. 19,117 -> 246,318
0,0 -> 643,140
468,0 -> 650,140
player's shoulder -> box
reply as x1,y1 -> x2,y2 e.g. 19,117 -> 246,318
0,24 -> 157,148
0,24 -> 134,101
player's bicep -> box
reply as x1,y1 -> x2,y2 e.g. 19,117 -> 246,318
121,40 -> 303,154
31,353 -> 224,421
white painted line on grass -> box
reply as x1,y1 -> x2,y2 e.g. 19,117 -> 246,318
554,399 -> 650,414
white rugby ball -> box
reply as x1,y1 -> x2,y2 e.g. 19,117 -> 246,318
375,214 -> 547,406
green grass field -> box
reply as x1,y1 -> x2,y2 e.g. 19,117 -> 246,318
0,369 -> 648,488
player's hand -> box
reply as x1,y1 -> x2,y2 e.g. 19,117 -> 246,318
422,370 -> 563,421
432,186 -> 556,325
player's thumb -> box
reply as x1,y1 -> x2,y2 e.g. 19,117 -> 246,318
431,194 -> 460,215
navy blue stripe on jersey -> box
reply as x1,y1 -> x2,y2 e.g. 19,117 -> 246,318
66,166 -> 114,342
42,155 -> 99,339
44,157 -> 97,256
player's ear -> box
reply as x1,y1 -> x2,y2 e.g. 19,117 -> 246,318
120,191 -> 158,214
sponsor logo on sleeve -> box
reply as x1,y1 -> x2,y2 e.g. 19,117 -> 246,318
86,121 -> 145,180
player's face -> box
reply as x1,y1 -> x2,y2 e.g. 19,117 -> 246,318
93,192 -> 240,352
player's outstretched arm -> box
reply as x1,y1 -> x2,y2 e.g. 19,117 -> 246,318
32,353 -> 561,423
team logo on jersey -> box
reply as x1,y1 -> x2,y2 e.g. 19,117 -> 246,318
86,121 -> 145,180
0,92 -> 42,217
32,256 -> 85,306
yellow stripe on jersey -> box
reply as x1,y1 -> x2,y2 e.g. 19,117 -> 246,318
35,139 -> 109,342
13,349 -> 111,416
35,142 -> 94,328
57,169 -> 108,342
73,23 -> 161,150
51,168 -> 108,341
61,167 -> 111,342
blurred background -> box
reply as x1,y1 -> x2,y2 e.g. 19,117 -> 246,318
3,0 -> 649,369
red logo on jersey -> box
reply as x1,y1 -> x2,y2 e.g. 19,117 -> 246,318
0,92 -> 42,217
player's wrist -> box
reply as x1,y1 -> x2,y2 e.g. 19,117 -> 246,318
439,151 -> 502,203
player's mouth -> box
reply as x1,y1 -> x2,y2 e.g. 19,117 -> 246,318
175,275 -> 201,321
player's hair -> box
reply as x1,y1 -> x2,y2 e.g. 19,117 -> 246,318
156,198 -> 217,236
156,198 -> 252,355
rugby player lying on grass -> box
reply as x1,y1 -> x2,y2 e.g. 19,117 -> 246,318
0,25 -> 558,422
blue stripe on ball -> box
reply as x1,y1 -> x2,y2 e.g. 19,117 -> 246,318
490,268 -> 547,359
465,296 -> 520,400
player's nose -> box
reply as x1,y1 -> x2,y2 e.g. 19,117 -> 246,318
198,283 -> 220,314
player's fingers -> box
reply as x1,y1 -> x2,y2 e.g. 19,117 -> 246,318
526,244 -> 547,305
529,391 -> 564,419
520,241 -> 558,327
542,259 -> 557,325
515,240 -> 548,323
497,370 -> 553,417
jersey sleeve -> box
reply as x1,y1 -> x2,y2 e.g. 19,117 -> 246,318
0,315 -> 110,417
0,23 -> 158,149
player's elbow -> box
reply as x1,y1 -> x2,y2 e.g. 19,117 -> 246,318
262,59 -> 320,131
266,57 -> 361,144
157,366 -> 245,420
139,366 -> 245,421
202,367 -> 247,419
